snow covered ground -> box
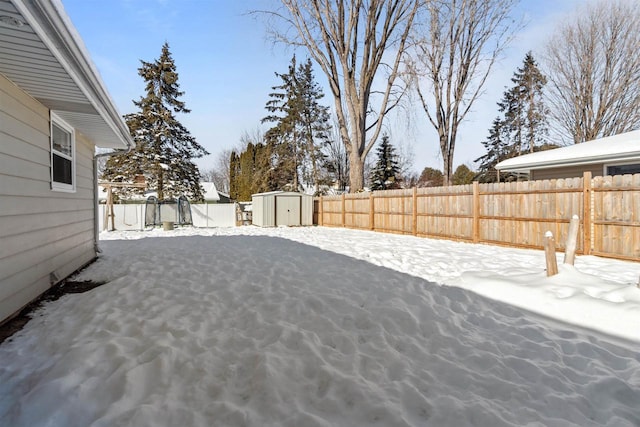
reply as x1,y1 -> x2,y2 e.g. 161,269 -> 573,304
1,226 -> 639,426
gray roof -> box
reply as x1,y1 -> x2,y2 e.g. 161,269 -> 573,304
252,191 -> 312,197
496,130 -> 640,173
0,0 -> 132,149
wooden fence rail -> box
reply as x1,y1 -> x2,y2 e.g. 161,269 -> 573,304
314,171 -> 640,262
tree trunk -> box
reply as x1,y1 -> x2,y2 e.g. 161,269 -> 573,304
307,130 -> 319,195
441,131 -> 454,186
442,150 -> 453,187
158,167 -> 164,200
293,136 -> 299,191
268,0 -> 419,195
411,0 -> 518,189
348,155 -> 364,193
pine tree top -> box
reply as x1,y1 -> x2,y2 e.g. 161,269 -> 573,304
370,135 -> 400,190
102,42 -> 208,202
135,42 -> 190,115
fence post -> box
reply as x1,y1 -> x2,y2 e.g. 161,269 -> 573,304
369,192 -> 375,230
473,181 -> 480,243
583,171 -> 592,255
412,187 -> 417,236
564,214 -> 580,265
341,193 -> 346,228
107,186 -> 115,231
319,196 -> 324,226
544,231 -> 559,276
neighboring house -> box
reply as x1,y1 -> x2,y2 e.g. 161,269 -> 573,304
201,182 -> 231,203
496,130 -> 640,180
0,1 -> 133,323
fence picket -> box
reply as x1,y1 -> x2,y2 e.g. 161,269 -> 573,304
315,172 -> 640,261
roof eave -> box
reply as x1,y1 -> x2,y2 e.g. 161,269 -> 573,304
12,0 -> 132,149
496,153 -> 640,172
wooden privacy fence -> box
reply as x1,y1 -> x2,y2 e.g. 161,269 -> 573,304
314,171 -> 640,262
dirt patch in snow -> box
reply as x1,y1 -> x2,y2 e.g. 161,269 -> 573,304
0,280 -> 105,345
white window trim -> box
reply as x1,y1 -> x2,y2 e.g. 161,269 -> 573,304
50,112 -> 76,192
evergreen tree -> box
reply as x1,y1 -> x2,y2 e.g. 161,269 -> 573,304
103,43 -> 208,201
369,135 -> 400,191
474,117 -> 517,182
475,53 -> 548,182
263,56 -> 299,191
298,58 -> 332,193
229,151 -> 240,200
499,52 -> 549,154
262,56 -> 331,193
451,164 -> 476,185
417,167 -> 444,187
229,142 -> 274,201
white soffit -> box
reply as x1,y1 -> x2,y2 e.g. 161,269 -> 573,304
0,0 -> 131,149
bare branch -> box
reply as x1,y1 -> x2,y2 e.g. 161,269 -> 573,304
257,0 -> 419,191
543,0 -> 640,144
408,0 -> 520,185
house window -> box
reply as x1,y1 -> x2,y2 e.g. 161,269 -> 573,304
606,163 -> 640,176
51,113 -> 75,192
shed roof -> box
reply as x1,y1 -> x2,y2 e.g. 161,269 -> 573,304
252,191 -> 312,197
0,0 -> 132,149
496,130 -> 640,173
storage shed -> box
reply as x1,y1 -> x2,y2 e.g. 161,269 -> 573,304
252,191 -> 313,227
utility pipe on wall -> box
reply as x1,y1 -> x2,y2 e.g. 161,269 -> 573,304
93,147 -> 132,254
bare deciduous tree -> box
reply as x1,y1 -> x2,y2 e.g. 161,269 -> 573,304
408,0 -> 519,185
262,0 -> 419,192
544,0 -> 640,144
203,127 -> 267,195
394,137 -> 415,182
322,118 -> 350,193
239,127 -> 266,151
201,148 -> 232,194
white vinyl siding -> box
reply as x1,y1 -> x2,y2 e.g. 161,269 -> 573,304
0,72 -> 97,323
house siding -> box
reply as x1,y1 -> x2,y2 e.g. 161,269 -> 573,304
531,164 -> 603,181
0,73 -> 97,323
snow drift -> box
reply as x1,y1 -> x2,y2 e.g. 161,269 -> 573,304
1,228 -> 639,426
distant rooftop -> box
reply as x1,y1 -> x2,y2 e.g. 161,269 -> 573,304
496,130 -> 640,173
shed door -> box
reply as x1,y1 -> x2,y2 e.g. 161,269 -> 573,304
275,196 -> 300,226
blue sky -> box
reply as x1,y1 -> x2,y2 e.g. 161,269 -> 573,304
61,0 -> 583,174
